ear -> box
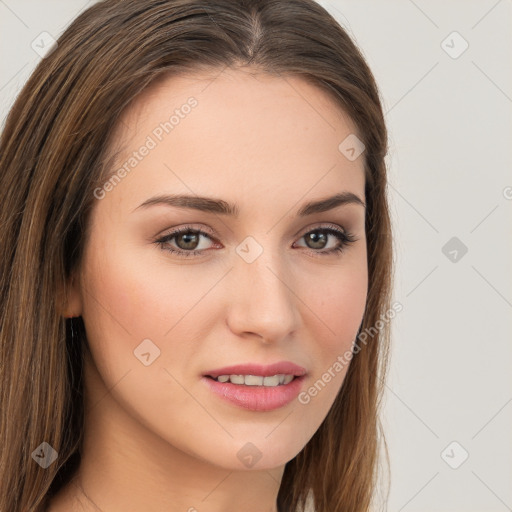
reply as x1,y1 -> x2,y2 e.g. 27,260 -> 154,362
57,270 -> 83,318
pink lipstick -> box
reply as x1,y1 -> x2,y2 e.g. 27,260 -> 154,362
202,361 -> 307,412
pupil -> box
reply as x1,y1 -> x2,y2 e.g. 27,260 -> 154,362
178,232 -> 198,250
307,232 -> 326,249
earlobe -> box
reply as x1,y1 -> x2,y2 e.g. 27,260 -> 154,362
57,271 -> 83,319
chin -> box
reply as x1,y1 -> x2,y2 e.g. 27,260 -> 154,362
206,435 -> 308,472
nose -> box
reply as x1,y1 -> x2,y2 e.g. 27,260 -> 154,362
225,248 -> 300,344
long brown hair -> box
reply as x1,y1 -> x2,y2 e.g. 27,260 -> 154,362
0,1 -> 393,510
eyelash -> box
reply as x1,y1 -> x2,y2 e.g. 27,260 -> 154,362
154,223 -> 358,259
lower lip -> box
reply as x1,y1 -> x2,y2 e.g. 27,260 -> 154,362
202,375 -> 306,412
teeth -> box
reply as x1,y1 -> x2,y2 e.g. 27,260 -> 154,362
213,374 -> 296,386
283,374 -> 294,385
245,375 -> 264,386
263,375 -> 280,386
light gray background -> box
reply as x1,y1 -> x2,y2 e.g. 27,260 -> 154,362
1,1 -> 511,511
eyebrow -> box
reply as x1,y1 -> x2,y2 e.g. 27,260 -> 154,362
132,191 -> 366,217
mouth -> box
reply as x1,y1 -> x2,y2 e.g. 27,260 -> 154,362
201,361 -> 307,412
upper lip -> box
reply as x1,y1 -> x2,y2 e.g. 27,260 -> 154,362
204,361 -> 307,379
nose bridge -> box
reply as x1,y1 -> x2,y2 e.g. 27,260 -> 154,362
227,236 -> 299,341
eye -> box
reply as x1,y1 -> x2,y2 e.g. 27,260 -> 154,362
154,223 -> 358,258
294,224 -> 358,256
154,226 -> 217,258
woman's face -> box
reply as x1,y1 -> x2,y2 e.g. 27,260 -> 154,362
72,67 -> 368,472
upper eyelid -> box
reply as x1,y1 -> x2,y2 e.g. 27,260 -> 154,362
159,222 -> 349,239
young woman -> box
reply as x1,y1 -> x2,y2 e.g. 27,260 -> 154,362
0,1 -> 393,511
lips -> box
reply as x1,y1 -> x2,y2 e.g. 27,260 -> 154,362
202,371 -> 306,411
203,361 -> 307,379
202,361 -> 308,411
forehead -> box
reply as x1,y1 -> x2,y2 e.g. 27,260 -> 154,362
99,67 -> 366,218
123,67 -> 360,136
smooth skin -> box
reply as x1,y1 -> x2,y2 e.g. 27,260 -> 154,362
50,67 -> 368,512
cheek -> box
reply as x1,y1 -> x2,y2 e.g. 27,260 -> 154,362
296,254 -> 367,415
310,251 -> 368,347
80,240 -> 217,378
79,227 -> 148,355
323,270 -> 367,343
79,243 -> 206,425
